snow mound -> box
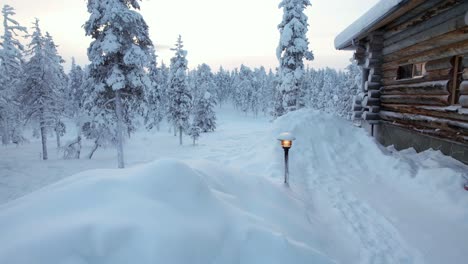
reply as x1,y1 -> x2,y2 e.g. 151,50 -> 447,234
0,159 -> 335,264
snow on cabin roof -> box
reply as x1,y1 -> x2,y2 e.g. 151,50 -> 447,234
334,0 -> 409,50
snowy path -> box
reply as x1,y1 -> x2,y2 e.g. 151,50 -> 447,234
300,142 -> 420,264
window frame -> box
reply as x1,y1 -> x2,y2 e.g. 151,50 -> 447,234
396,62 -> 426,80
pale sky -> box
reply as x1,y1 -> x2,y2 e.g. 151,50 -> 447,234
3,0 -> 379,72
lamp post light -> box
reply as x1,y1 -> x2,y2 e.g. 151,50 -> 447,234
277,132 -> 296,185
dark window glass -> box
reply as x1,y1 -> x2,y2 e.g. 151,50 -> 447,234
397,64 -> 413,79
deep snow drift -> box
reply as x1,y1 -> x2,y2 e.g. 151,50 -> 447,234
0,159 -> 334,264
0,108 -> 467,264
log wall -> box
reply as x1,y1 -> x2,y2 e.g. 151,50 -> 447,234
353,0 -> 468,144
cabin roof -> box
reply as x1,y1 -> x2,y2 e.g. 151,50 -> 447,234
334,0 -> 410,50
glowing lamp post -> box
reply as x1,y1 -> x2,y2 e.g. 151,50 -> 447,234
277,132 -> 296,185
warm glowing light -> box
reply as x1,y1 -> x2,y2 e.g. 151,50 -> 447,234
277,132 -> 296,149
281,140 -> 292,148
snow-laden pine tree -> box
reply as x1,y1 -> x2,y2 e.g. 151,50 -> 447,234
63,58 -> 85,159
193,90 -> 216,132
0,5 -> 27,145
274,0 -> 313,117
144,48 -> 165,131
251,67 -> 267,117
213,66 -> 231,107
192,63 -> 216,104
158,61 -> 170,120
44,32 -> 68,148
234,65 -> 254,114
84,0 -> 153,168
187,124 -> 201,146
167,35 -> 191,145
341,60 -> 361,119
21,20 -> 65,160
80,66 -> 116,159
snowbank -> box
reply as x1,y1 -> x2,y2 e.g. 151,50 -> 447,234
0,159 -> 335,264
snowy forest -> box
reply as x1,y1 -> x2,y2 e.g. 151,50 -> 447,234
0,2 -> 360,168
1,0 -> 468,263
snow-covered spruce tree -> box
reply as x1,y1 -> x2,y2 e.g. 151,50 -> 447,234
193,90 -> 216,132
44,32 -> 68,148
63,57 -> 85,159
84,0 -> 153,168
21,20 -> 65,160
144,48 -> 165,131
214,66 -> 232,107
274,0 -> 313,118
192,63 -> 216,104
167,35 -> 191,145
251,67 -> 268,117
342,60 -> 362,119
0,5 -> 27,145
187,124 -> 201,146
234,65 -> 254,115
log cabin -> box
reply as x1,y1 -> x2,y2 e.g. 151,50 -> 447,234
335,0 -> 468,164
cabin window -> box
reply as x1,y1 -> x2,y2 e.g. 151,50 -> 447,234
396,63 -> 426,80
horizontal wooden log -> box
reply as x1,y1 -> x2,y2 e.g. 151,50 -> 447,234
381,94 -> 450,106
368,106 -> 381,113
366,42 -> 384,53
352,111 -> 363,120
381,103 -> 468,122
383,37 -> 468,72
368,51 -> 383,59
363,112 -> 380,121
383,14 -> 467,56
384,0 -> 453,38
368,74 -> 382,83
382,80 -> 450,95
358,92 -> 367,100
460,95 -> 468,107
384,27 -> 468,64
461,81 -> 468,95
384,1 -> 468,47
364,58 -> 382,69
365,81 -> 381,91
380,110 -> 468,132
425,57 -> 453,72
352,98 -> 363,111
362,96 -> 381,107
368,90 -> 381,98
353,105 -> 363,111
370,68 -> 382,76
353,52 -> 366,65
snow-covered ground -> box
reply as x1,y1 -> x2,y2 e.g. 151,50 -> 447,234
0,106 -> 467,264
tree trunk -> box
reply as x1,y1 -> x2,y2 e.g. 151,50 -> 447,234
179,126 -> 183,145
193,137 -> 196,146
56,131 -> 61,148
40,121 -> 48,160
115,90 -> 125,169
88,139 -> 99,159
1,120 -> 9,145
174,125 -> 177,136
